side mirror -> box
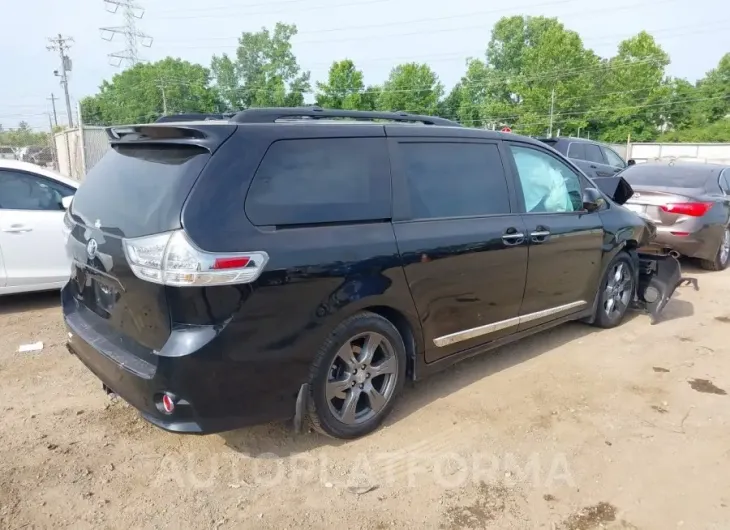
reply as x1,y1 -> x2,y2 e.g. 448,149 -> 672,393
582,187 -> 604,212
61,196 -> 73,210
627,159 -> 636,166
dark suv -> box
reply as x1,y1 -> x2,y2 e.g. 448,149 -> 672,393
539,137 -> 629,179
64,108 -> 661,440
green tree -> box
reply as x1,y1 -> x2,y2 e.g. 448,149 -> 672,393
211,23 -> 311,110
315,60 -> 367,110
658,118 -> 730,142
80,57 -> 220,125
594,32 -> 670,142
694,53 -> 730,124
476,16 -> 600,136
377,63 -> 443,115
662,78 -> 700,131
0,122 -> 50,155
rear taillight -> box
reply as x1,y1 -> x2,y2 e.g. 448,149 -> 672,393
123,230 -> 269,287
660,202 -> 712,217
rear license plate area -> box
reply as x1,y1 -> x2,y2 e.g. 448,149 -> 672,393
93,279 -> 117,314
72,263 -> 119,317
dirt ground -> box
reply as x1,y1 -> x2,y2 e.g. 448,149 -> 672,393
2,262 -> 730,530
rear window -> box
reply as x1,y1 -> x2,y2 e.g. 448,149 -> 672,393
398,142 -> 511,219
71,145 -> 209,237
622,164 -> 712,188
245,138 -> 391,226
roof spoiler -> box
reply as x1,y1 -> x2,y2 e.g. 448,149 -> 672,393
231,106 -> 461,127
105,123 -> 236,153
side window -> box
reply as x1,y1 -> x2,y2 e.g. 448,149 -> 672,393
567,143 -> 586,160
508,145 -> 583,213
398,142 -> 511,219
603,147 -> 625,168
584,144 -> 605,164
0,170 -> 67,211
245,138 -> 390,226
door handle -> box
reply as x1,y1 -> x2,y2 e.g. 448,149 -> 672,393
530,226 -> 551,243
590,165 -> 598,169
1,224 -> 32,233
501,230 -> 525,246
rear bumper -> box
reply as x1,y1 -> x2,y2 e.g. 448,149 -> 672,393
641,224 -> 721,262
62,288 -> 298,434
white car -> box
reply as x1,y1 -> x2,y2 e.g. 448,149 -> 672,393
0,160 -> 78,295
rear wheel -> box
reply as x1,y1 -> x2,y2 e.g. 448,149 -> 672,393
307,312 -> 406,439
592,252 -> 635,329
699,227 -> 730,271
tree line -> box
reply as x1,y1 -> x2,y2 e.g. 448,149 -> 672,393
77,16 -> 729,143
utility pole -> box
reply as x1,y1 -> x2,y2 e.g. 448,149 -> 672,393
47,113 -> 59,170
47,93 -> 59,127
47,34 -> 74,128
158,82 -> 168,114
548,87 -> 556,137
100,0 -> 153,67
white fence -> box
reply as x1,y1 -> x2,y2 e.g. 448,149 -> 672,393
53,126 -> 110,181
625,143 -> 730,165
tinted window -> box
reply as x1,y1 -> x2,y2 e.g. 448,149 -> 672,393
622,164 -> 713,188
246,138 -> 390,226
72,145 -> 210,237
398,142 -> 510,219
509,145 -> 582,213
0,170 -> 73,211
584,144 -> 605,164
603,147 -> 625,168
567,143 -> 586,160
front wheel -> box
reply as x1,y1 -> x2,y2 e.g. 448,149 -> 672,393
591,252 -> 636,329
700,227 -> 730,271
307,312 -> 406,439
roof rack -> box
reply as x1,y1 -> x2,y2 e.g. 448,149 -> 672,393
231,106 -> 461,127
155,112 -> 235,123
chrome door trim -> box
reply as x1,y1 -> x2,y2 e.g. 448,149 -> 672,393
432,300 -> 587,347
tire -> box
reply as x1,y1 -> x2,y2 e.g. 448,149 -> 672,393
699,227 -> 730,271
307,311 -> 407,439
591,252 -> 636,329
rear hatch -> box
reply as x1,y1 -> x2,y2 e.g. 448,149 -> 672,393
65,123 -> 235,351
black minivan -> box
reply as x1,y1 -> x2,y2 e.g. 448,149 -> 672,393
63,108 -> 671,439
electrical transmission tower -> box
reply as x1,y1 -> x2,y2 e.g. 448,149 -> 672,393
100,0 -> 153,67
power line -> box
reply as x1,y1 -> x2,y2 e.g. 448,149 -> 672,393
46,34 -> 75,128
159,0 -> 582,37
100,0 -> 153,67
157,0 -> 680,45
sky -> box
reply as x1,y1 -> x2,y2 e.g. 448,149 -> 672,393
1,0 -> 728,130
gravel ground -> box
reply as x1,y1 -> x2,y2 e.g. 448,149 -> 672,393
1,262 -> 729,529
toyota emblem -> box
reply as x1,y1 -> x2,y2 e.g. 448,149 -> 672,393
86,239 -> 98,259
